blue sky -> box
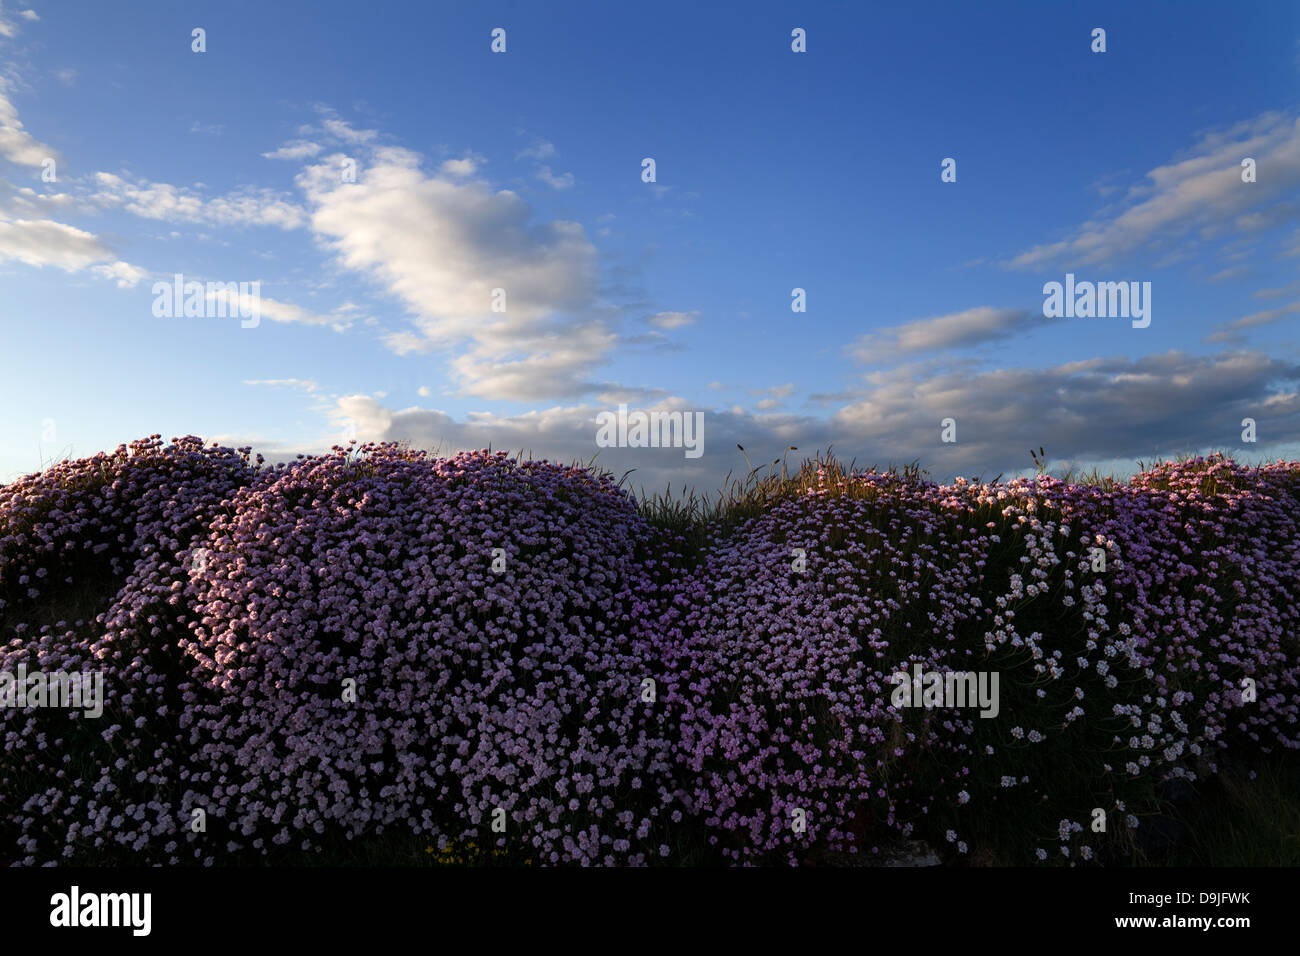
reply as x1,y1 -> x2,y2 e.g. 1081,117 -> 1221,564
1,0 -> 1298,495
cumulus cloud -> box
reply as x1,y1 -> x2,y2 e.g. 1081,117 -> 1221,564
448,320 -> 617,400
847,307 -> 1039,362
1008,111 -> 1300,269
296,145 -> 604,397
321,393 -> 746,493
297,349 -> 1299,494
832,350 -> 1300,478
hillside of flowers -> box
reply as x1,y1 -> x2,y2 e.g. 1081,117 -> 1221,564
1,435 -> 1297,866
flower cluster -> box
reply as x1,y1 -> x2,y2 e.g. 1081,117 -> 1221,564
659,454 -> 1298,863
1,439 -> 1296,866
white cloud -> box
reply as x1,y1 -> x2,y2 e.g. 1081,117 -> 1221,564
205,287 -> 353,330
19,9 -> 37,20
0,213 -> 151,288
448,321 -> 616,400
296,144 -> 604,397
320,116 -> 377,144
536,165 -> 574,190
0,79 -> 59,167
848,307 -> 1037,362
93,172 -> 306,229
516,140 -> 556,161
91,260 -> 149,288
243,378 -> 321,393
0,184 -> 83,218
751,383 -> 795,410
1009,111 -> 1300,269
263,140 -> 322,160
439,156 -> 478,177
647,310 -> 699,330
0,217 -> 115,271
417,385 -> 431,397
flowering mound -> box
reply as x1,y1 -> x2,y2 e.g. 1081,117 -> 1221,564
177,444 -> 676,865
663,456 -> 1300,864
1,437 -> 1297,866
658,472 -> 1022,863
0,436 -> 257,864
